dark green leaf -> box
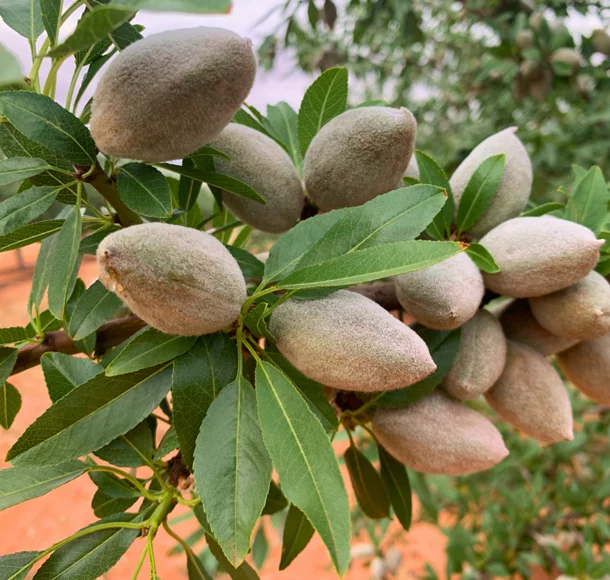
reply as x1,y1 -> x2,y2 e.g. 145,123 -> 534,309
117,162 -> 172,218
79,224 -> 120,255
0,326 -> 29,345
307,0 -> 318,28
344,445 -> 390,519
95,419 -> 155,467
0,383 -> 20,430
456,154 -> 506,234
154,426 -> 178,460
88,470 -> 141,499
112,0 -> 232,13
105,328 -> 196,376
178,158 -> 203,211
298,67 -> 348,156
0,0 -> 43,41
243,303 -> 275,342
0,92 -> 96,165
265,102 -> 302,170
6,364 -> 173,466
255,361 -> 350,575
91,489 -> 137,518
41,352 -> 103,403
0,551 -> 43,580
187,551 -> 213,580
377,444 -> 412,531
279,504 -> 315,570
194,376 -> 272,567
565,166 -> 609,234
172,333 -> 237,470
30,228 -> 58,309
74,53 -> 113,110
68,280 -> 122,340
0,219 -> 63,252
39,0 -> 61,44
262,481 -> 288,516
415,150 -> 453,239
0,347 -> 18,384
187,145 -> 231,162
0,185 -> 61,236
0,157 -> 50,187
252,525 -> 268,570
226,245 -> 265,279
521,202 -> 565,217
0,461 -> 86,512
466,243 -> 500,273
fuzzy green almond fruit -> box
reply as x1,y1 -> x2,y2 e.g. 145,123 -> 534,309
557,333 -> 610,406
442,309 -> 507,400
97,223 -> 247,336
268,290 -> 436,392
90,27 -> 256,162
592,29 -> 610,55
479,216 -> 603,298
394,252 -> 484,330
372,391 -> 509,475
210,124 -> 304,233
450,127 -> 533,238
550,48 -> 581,74
516,30 -> 535,50
303,106 -> 417,210
485,341 -> 573,444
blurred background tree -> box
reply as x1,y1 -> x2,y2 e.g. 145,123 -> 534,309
258,0 -> 610,200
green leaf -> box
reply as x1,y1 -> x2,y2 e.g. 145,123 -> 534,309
0,326 -> 29,345
0,383 -> 21,429
172,333 -> 237,470
112,0 -> 232,13
0,92 -> 97,165
187,145 -> 231,163
265,102 -> 303,170
243,303 -> 275,342
377,328 -> 461,407
0,461 -> 86,512
565,166 -> 609,234
344,445 -> 390,519
91,489 -> 137,518
0,551 -> 43,580
0,0 -> 43,41
415,150 -> 453,239
33,511 -> 146,580
279,504 -> 315,570
68,280 -> 123,340
154,425 -> 178,460
262,481 -> 288,516
252,525 -> 268,570
41,352 -> 103,403
117,162 -> 172,218
79,224 -> 120,255
105,328 -> 196,376
255,361 -> 350,575
6,364 -> 173,466
456,154 -> 506,235
95,419 -> 155,467
0,186 -> 61,240
178,158 -> 202,211
226,246 -> 265,279
0,157 -> 50,187
466,243 -> 500,274
521,201 -> 565,217
279,241 -> 463,290
194,376 -> 272,567
187,552 -> 213,580
74,53 -> 113,111
0,43 -> 24,87
0,219 -> 63,252
39,0 -> 61,45
377,444 -> 412,531
47,206 -> 81,320
88,470 -> 141,499
0,347 -> 18,384
48,5 -> 135,58
295,185 -> 447,270
298,67 -> 348,156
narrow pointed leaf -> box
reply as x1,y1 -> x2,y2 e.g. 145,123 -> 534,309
279,504 -> 315,570
178,158 -> 203,211
0,185 -> 60,237
0,158 -> 50,187
466,243 -> 500,274
226,246 -> 265,279
91,489 -> 137,518
28,225 -> 61,312
0,327 -> 29,345
187,552 -> 213,580
344,445 -> 389,519
0,220 -> 64,252
41,352 -> 103,403
378,445 -> 412,531
262,481 -> 288,516
0,0 -> 43,41
265,102 -> 302,170
0,348 -> 18,384
521,201 -> 565,217
68,280 -> 123,340
0,383 -> 21,430
154,425 -> 178,460
117,162 -> 172,218
112,0 -> 231,13
415,150 -> 453,239
95,420 -> 155,467
0,43 -> 24,87
39,0 -> 62,44
565,166 -> 609,234
252,526 -> 268,570
0,551 -> 43,580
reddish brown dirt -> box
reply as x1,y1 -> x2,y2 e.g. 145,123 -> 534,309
0,246 -> 449,579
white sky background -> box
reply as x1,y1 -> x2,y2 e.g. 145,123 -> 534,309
0,0 -> 315,112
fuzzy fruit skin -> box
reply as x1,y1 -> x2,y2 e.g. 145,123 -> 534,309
592,29 -> 610,55
303,107 -> 417,210
210,124 -> 304,233
557,334 -> 610,405
394,253 -> 484,330
529,271 -> 610,340
442,309 -> 507,400
450,128 -> 532,238
550,48 -> 581,73
479,216 -> 603,298
268,290 -> 436,392
499,299 -> 578,356
97,223 -> 247,336
90,27 -> 256,162
485,341 -> 573,444
372,392 -> 509,475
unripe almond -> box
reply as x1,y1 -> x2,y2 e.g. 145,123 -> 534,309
372,392 -> 509,475
516,30 -> 535,50
210,124 -> 304,233
485,341 -> 573,444
450,128 -> 532,237
592,29 -> 610,56
529,271 -> 610,340
557,334 -> 610,405
97,223 -> 246,336
479,216 -> 603,298
442,309 -> 507,400
394,252 -> 484,330
499,299 -> 578,356
303,107 -> 417,210
91,27 -> 256,162
268,290 -> 436,392
550,48 -> 581,74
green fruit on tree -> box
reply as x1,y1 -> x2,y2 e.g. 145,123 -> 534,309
592,29 -> 610,56
550,48 -> 581,76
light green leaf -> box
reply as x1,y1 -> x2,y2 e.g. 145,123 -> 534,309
252,525 -> 268,570
194,376 -> 272,567
0,92 -> 97,165
415,150 -> 453,240
117,162 -> 172,218
565,166 -> 609,234
0,158 -> 51,187
39,0 -> 61,45
255,361 -> 350,575
377,444 -> 412,531
298,67 -> 348,156
0,382 -> 21,429
48,5 -> 135,58
47,206 -> 81,320
172,333 -> 237,469
0,347 -> 18,384
68,280 -> 123,340
278,240 -> 463,289
344,445 -> 390,519
265,102 -> 303,170
41,352 -> 103,403
0,551 -> 43,580
0,461 -> 86,512
95,419 -> 155,467
466,243 -> 500,274
0,0 -> 43,41
279,504 -> 314,570
456,154 -> 506,235
0,43 -> 24,87
521,201 -> 565,217
0,219 -> 63,252
0,185 -> 61,236
6,364 -> 173,466
112,0 -> 232,13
